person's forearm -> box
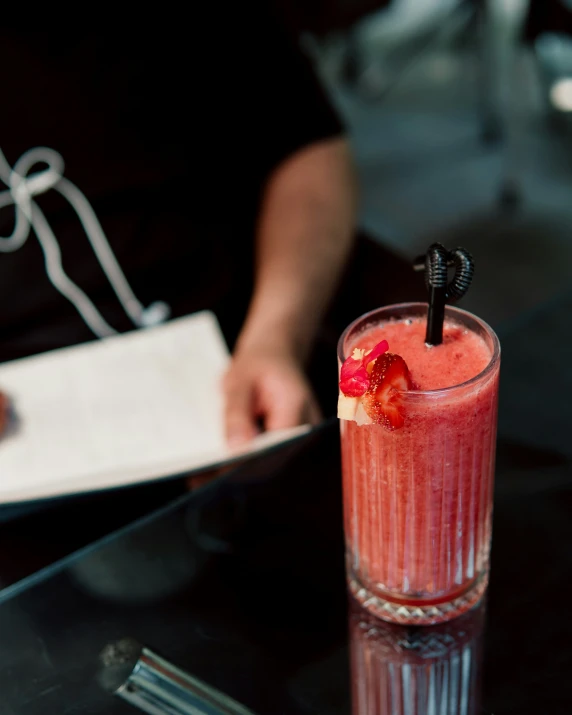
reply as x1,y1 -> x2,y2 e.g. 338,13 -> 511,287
236,136 -> 358,361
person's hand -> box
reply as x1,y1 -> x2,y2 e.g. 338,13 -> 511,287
0,391 -> 9,437
222,344 -> 322,447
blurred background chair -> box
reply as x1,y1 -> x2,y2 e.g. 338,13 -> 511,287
525,0 -> 572,121
278,0 -> 531,211
273,0 -> 572,330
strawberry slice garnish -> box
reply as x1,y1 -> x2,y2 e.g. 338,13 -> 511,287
362,353 -> 414,430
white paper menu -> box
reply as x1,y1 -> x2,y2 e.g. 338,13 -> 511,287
0,312 -> 310,504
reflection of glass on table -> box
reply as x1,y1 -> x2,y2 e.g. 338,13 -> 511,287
349,599 -> 485,715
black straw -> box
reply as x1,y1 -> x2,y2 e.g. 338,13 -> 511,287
413,243 -> 474,346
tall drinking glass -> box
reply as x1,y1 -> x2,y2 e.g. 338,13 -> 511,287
339,303 -> 500,625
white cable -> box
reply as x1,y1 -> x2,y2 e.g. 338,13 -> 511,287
0,146 -> 170,339
56,178 -> 147,326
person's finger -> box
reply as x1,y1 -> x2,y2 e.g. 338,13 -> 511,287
223,375 -> 259,447
263,388 -> 307,432
0,392 -> 8,435
304,395 -> 323,426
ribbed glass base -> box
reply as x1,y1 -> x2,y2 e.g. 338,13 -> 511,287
348,569 -> 488,626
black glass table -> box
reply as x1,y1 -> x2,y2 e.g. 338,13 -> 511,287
0,292 -> 570,714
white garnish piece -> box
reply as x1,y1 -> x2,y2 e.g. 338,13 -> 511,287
337,394 -> 359,421
355,402 -> 372,426
337,393 -> 373,425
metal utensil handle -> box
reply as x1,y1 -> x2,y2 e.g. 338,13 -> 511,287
107,642 -> 256,715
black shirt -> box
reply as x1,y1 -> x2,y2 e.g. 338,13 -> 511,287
0,3 -> 342,359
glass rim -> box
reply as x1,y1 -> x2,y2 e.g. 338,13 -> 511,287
337,302 -> 501,398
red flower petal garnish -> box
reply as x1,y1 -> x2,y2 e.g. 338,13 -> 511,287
340,358 -> 370,396
339,339 -> 389,397
364,339 -> 389,368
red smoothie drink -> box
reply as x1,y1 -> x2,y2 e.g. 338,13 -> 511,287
338,303 -> 500,625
